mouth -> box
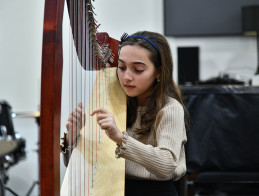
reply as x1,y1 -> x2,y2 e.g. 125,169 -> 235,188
124,85 -> 135,89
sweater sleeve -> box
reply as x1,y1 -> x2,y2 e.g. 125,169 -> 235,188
115,101 -> 187,180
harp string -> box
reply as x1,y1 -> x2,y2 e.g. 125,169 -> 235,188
65,0 -> 111,195
68,0 -> 72,194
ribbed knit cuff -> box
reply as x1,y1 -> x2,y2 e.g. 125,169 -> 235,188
60,132 -> 68,153
115,131 -> 128,158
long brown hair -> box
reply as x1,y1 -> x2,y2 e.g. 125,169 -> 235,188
120,31 -> 189,134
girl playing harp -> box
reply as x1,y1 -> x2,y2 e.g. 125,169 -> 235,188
62,31 -> 188,196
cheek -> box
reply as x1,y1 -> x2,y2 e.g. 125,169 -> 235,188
138,75 -> 156,89
139,72 -> 156,83
117,71 -> 124,84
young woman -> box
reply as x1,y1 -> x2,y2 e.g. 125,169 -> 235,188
63,31 -> 188,196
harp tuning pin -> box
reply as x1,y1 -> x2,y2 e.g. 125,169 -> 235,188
95,23 -> 101,29
120,32 -> 129,44
87,1 -> 95,9
88,9 -> 96,16
110,53 -> 115,60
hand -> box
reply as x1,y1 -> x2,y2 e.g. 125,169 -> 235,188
90,108 -> 123,146
65,102 -> 85,145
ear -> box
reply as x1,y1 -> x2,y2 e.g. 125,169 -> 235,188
156,68 -> 161,79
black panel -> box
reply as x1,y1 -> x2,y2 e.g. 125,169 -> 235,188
177,47 -> 199,85
181,86 -> 259,172
164,0 -> 259,36
242,5 -> 259,32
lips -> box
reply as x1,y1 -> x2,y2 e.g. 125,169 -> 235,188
124,84 -> 135,89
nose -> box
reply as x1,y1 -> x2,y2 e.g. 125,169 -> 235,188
124,69 -> 133,81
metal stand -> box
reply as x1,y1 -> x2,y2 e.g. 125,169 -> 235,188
1,165 -> 19,196
4,186 -> 19,196
0,173 -> 5,196
25,116 -> 40,196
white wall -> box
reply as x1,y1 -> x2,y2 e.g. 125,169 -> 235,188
0,0 -> 257,195
0,0 -> 44,112
0,0 -> 44,195
170,36 -> 257,82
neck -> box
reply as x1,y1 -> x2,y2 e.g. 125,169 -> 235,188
137,96 -> 148,106
137,100 -> 146,106
137,89 -> 154,106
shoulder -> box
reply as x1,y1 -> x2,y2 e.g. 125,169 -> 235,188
156,97 -> 184,122
162,97 -> 184,113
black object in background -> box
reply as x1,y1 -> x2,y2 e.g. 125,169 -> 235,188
181,86 -> 259,194
182,86 -> 259,172
0,101 -> 26,196
164,0 -> 259,36
242,5 -> 259,33
0,101 -> 15,138
0,101 -> 26,162
177,47 -> 199,85
242,5 -> 259,75
199,74 -> 244,85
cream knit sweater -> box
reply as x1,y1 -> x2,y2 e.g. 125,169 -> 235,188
115,97 -> 187,181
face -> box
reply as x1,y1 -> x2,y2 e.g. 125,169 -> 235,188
117,45 -> 159,105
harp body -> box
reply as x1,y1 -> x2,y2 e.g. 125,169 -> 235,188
40,0 -> 126,195
61,68 -> 126,196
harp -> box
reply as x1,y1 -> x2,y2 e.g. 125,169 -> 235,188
40,0 -> 126,195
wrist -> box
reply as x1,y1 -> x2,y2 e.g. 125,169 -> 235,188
116,132 -> 123,146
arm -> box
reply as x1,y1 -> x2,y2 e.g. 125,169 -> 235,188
116,101 -> 187,180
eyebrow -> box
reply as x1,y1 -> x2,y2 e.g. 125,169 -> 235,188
118,59 -> 146,66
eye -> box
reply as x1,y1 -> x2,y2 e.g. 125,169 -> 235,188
118,66 -> 126,71
135,69 -> 144,73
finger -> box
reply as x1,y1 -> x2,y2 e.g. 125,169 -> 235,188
74,102 -> 84,115
66,121 -> 70,130
76,106 -> 86,122
99,122 -> 112,130
69,114 -> 79,123
66,121 -> 76,132
67,116 -> 82,129
75,105 -> 84,114
90,108 -> 108,116
70,111 -> 79,119
96,113 -> 111,121
67,115 -> 74,126
71,110 -> 83,120
78,102 -> 83,108
97,118 -> 110,126
75,106 -> 83,115
90,108 -> 103,116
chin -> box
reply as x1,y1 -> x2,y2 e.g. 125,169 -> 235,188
125,92 -> 137,98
